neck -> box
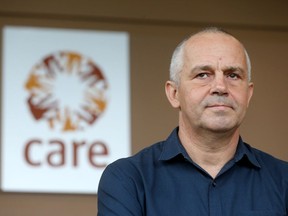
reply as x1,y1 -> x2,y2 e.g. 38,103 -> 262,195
178,126 -> 239,178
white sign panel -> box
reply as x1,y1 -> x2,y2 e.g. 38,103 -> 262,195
1,26 -> 130,194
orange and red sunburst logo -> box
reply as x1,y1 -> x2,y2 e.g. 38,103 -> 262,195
24,51 -> 108,132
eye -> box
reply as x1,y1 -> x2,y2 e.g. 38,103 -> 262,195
227,73 -> 240,80
196,73 -> 209,79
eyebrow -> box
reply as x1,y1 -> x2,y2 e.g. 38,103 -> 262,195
223,66 -> 246,77
191,65 -> 246,75
224,66 -> 244,72
190,65 -> 214,73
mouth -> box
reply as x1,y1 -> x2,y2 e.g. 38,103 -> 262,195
206,104 -> 233,110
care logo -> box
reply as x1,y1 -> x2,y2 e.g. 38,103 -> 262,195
25,51 -> 108,132
2,27 -> 129,194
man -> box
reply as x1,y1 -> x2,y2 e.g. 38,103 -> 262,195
97,27 -> 288,215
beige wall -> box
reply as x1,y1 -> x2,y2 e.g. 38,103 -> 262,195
0,1 -> 288,215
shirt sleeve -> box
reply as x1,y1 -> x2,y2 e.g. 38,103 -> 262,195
97,160 -> 143,216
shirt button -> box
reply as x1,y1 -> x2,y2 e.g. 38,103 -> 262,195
212,181 -> 217,187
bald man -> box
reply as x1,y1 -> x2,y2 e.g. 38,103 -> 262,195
98,27 -> 288,216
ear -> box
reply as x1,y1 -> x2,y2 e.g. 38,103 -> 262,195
165,81 -> 180,109
247,82 -> 254,107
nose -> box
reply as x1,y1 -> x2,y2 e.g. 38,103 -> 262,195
210,73 -> 228,96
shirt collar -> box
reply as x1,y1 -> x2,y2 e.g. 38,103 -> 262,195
234,137 -> 261,168
159,127 -> 185,161
159,127 -> 261,169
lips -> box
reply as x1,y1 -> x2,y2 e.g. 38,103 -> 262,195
207,104 -> 231,108
206,104 -> 233,110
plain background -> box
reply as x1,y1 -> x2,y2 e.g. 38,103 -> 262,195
0,1 -> 288,215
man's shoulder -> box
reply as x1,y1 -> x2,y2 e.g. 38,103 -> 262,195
248,144 -> 288,173
251,145 -> 288,164
104,140 -> 165,175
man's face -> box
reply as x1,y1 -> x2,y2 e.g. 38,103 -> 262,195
166,33 -> 254,134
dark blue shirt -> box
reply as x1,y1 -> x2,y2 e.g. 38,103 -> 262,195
98,128 -> 288,216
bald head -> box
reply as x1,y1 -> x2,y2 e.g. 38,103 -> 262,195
169,28 -> 251,85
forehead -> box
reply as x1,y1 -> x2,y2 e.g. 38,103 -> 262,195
183,32 -> 247,68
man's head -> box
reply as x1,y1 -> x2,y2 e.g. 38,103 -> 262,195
169,27 -> 252,86
165,27 -> 254,135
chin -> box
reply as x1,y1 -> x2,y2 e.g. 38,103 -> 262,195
204,121 -> 238,133
209,127 -> 236,134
